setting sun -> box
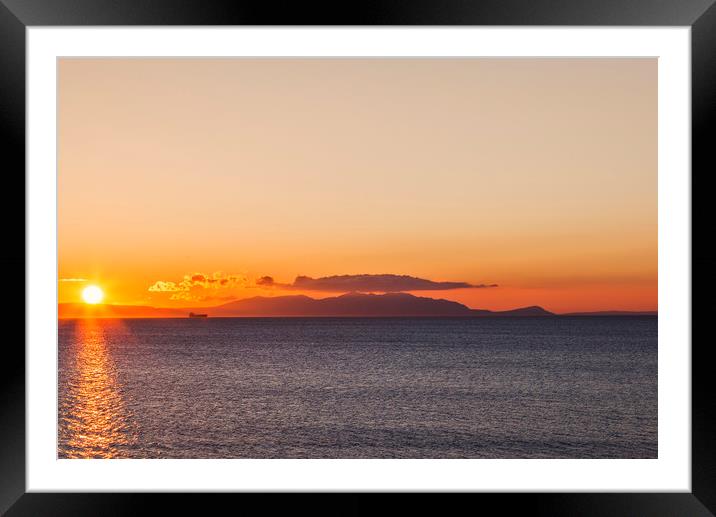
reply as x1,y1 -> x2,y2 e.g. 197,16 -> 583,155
82,285 -> 104,304
55,57 -> 660,463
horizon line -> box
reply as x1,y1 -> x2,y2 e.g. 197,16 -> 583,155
57,291 -> 659,318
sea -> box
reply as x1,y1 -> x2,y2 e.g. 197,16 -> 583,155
58,317 -> 657,459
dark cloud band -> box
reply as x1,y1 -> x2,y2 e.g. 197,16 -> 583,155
260,274 -> 496,292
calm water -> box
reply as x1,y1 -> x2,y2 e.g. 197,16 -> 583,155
58,317 -> 657,459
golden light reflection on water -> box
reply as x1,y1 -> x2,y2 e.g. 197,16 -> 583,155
58,319 -> 137,458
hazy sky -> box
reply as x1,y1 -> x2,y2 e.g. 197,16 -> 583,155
58,58 -> 657,312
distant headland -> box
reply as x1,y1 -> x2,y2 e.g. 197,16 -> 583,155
58,292 -> 656,319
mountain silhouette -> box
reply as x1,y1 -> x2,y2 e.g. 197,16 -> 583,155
206,293 -> 555,317
61,293 -> 656,319
207,292 -> 474,317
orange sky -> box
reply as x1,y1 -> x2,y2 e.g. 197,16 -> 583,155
58,58 -> 657,314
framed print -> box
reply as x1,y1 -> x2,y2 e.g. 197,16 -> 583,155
3,0 -> 715,515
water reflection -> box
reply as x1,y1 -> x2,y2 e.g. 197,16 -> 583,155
58,319 -> 137,458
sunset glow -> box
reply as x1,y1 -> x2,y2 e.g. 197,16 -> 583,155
58,58 -> 656,315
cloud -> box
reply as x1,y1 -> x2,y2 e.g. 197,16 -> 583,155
148,281 -> 186,292
148,272 -> 248,295
260,274 -> 497,292
151,272 -> 495,299
256,276 -> 275,286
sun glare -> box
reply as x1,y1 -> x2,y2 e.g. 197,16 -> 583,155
82,285 -> 104,304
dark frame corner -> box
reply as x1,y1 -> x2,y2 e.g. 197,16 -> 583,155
3,0 -> 714,514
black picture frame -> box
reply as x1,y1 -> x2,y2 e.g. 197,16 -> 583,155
2,1 -> 714,515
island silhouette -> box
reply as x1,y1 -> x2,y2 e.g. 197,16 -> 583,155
58,291 -> 656,319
